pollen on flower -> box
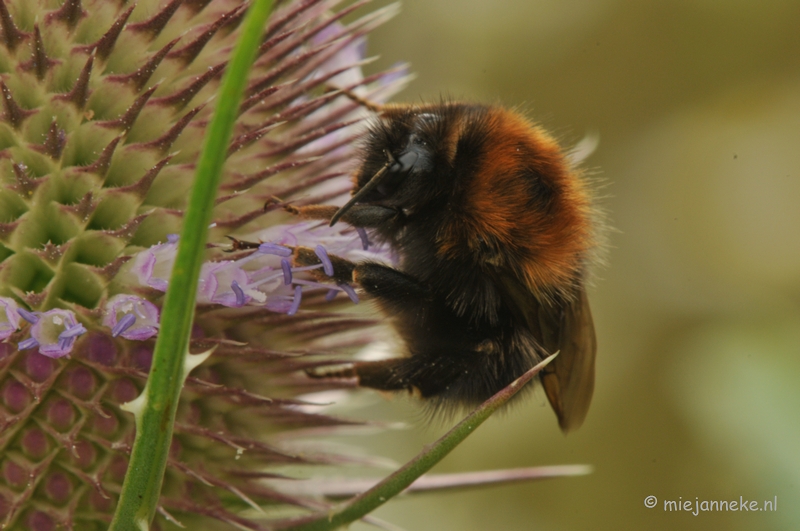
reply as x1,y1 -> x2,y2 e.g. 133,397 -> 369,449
26,309 -> 87,358
103,295 -> 160,340
197,261 -> 252,307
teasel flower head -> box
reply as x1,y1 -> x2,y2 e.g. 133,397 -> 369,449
0,0 -> 410,528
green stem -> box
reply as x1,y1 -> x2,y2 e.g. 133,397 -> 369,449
278,353 -> 559,531
109,1 -> 274,529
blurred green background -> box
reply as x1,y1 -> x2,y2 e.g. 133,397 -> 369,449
333,1 -> 800,529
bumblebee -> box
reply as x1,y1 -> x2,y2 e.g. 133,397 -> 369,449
284,98 -> 600,432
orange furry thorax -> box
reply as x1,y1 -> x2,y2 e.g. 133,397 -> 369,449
433,106 -> 595,297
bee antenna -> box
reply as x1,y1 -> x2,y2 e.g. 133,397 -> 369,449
330,150 -> 395,226
328,85 -> 384,114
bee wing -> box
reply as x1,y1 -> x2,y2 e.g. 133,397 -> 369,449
497,275 -> 596,432
538,287 -> 596,433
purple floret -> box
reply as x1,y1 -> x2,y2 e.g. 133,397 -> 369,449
231,280 -> 246,307
287,286 -> 303,316
338,284 -> 359,304
0,297 -> 22,340
314,245 -> 334,276
17,307 -> 39,324
258,243 -> 293,257
356,227 -> 370,250
103,295 -> 160,341
111,313 -> 137,338
18,337 -> 39,350
281,259 -> 292,285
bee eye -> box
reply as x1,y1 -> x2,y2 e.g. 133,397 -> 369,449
406,133 -> 424,145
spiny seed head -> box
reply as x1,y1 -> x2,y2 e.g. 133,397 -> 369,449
0,0 -> 409,529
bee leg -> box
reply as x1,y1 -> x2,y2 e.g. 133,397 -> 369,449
311,355 -> 473,398
224,236 -> 262,252
327,86 -> 385,113
265,196 -> 336,220
306,358 -> 412,392
293,246 -> 356,284
311,356 -> 478,400
294,249 -> 443,393
351,262 -> 430,309
270,197 -> 396,229
291,248 -> 423,296
295,256 -> 432,393
336,205 -> 397,228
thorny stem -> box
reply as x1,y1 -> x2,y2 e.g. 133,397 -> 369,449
276,353 -> 559,531
109,1 -> 275,529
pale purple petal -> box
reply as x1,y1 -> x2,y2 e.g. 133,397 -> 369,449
281,259 -> 292,285
315,245 -> 334,276
258,243 -> 293,257
287,286 -> 302,316
18,337 -> 39,350
30,309 -> 85,358
126,216 -> 392,317
112,313 -> 137,338
103,294 -> 160,341
254,221 -> 391,266
356,227 -> 370,250
59,322 -> 87,339
311,23 -> 366,89
265,299 -> 293,313
197,262 -> 251,307
338,284 -> 359,304
17,306 -> 38,324
131,239 -> 178,291
230,280 -> 246,307
0,297 -> 21,340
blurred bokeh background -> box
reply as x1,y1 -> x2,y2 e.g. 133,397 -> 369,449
327,1 -> 800,529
